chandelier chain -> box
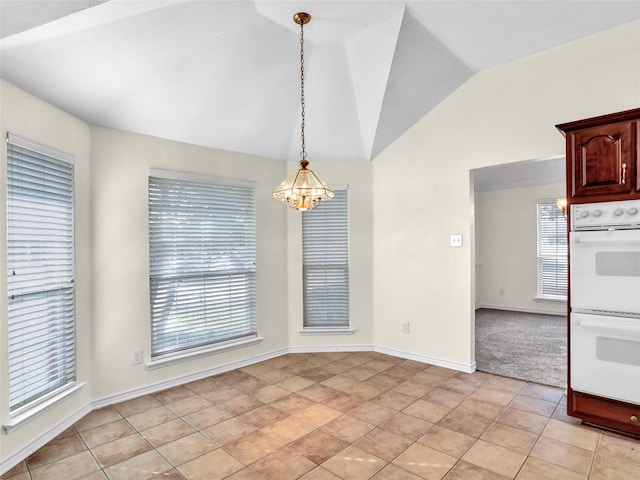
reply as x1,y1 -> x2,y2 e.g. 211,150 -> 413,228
299,18 -> 307,161
272,12 -> 334,211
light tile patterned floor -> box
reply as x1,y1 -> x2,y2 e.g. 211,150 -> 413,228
3,352 -> 640,479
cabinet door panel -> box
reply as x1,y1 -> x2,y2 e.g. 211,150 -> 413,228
571,122 -> 634,198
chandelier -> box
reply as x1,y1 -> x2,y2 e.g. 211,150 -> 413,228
273,12 -> 334,211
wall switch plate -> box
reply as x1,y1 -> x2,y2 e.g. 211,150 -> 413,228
450,234 -> 463,247
132,349 -> 143,365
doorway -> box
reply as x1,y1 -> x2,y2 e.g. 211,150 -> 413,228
472,158 -> 567,388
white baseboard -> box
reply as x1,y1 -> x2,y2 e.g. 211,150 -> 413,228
0,348 -> 287,476
92,347 -> 289,409
1,344 -> 473,475
375,346 -> 476,374
0,403 -> 92,476
288,344 -> 374,354
475,303 -> 566,317
287,344 -> 476,375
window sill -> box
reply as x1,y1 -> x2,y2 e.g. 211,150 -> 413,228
299,327 -> 355,336
535,296 -> 567,304
3,381 -> 87,434
147,335 -> 263,369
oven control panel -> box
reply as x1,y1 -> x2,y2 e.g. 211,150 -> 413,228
572,199 -> 640,231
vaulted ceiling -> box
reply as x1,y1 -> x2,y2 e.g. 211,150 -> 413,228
1,1 -> 638,162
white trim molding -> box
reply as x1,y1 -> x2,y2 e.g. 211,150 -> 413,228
298,328 -> 356,336
475,303 -> 566,317
146,336 -> 264,370
3,382 -> 87,434
0,401 -> 91,476
288,344 -> 374,354
374,346 -> 476,374
0,345 -> 475,475
97,347 -> 287,409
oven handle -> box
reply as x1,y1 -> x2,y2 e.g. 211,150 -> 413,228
576,320 -> 640,332
573,236 -> 640,244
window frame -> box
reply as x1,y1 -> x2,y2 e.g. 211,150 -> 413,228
536,198 -> 568,302
147,169 -> 259,365
301,185 -> 351,332
5,133 -> 78,418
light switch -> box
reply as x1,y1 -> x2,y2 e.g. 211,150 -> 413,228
450,234 -> 463,247
132,349 -> 143,365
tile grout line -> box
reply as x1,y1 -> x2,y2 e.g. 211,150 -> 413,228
9,353 -> 639,480
587,432 -> 604,479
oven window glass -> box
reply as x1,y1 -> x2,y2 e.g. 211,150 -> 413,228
595,252 -> 640,277
596,336 -> 640,366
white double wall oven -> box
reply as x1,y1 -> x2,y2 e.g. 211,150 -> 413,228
569,199 -> 640,405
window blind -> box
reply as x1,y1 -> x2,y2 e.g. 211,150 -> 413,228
302,187 -> 349,328
6,134 -> 76,411
148,172 -> 257,357
537,200 -> 568,299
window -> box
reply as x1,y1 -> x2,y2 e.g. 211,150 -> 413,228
148,171 -> 257,358
302,186 -> 349,328
537,199 -> 568,300
6,133 -> 76,412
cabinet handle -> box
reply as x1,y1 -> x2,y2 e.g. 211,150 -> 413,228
632,415 -> 638,423
622,163 -> 627,184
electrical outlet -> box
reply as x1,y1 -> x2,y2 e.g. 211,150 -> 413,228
132,349 -> 143,365
499,288 -> 505,296
402,322 -> 410,334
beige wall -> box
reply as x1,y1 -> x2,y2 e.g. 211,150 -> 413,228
0,84 -> 374,468
87,137 -> 375,398
372,20 -> 640,369
285,161 -> 374,350
475,183 -> 567,314
88,127 -> 293,399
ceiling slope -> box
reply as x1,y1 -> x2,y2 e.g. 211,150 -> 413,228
1,1 -> 638,162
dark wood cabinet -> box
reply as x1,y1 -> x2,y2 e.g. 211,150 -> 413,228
557,108 -> 640,203
570,391 -> 640,438
558,108 -> 640,439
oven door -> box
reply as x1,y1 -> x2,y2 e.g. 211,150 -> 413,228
571,313 -> 640,404
570,229 -> 640,316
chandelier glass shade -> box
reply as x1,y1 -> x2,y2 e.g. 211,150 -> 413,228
273,12 -> 333,211
273,159 -> 334,211
556,197 -> 568,219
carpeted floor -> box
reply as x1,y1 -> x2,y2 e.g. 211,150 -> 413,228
475,308 -> 567,388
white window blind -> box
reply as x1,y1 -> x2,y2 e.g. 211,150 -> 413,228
302,187 -> 349,328
148,172 -> 257,357
6,133 -> 76,412
537,199 -> 568,300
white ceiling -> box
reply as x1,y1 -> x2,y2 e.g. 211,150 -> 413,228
1,1 -> 639,162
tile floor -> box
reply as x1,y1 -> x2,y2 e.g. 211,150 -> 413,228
2,352 -> 640,480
